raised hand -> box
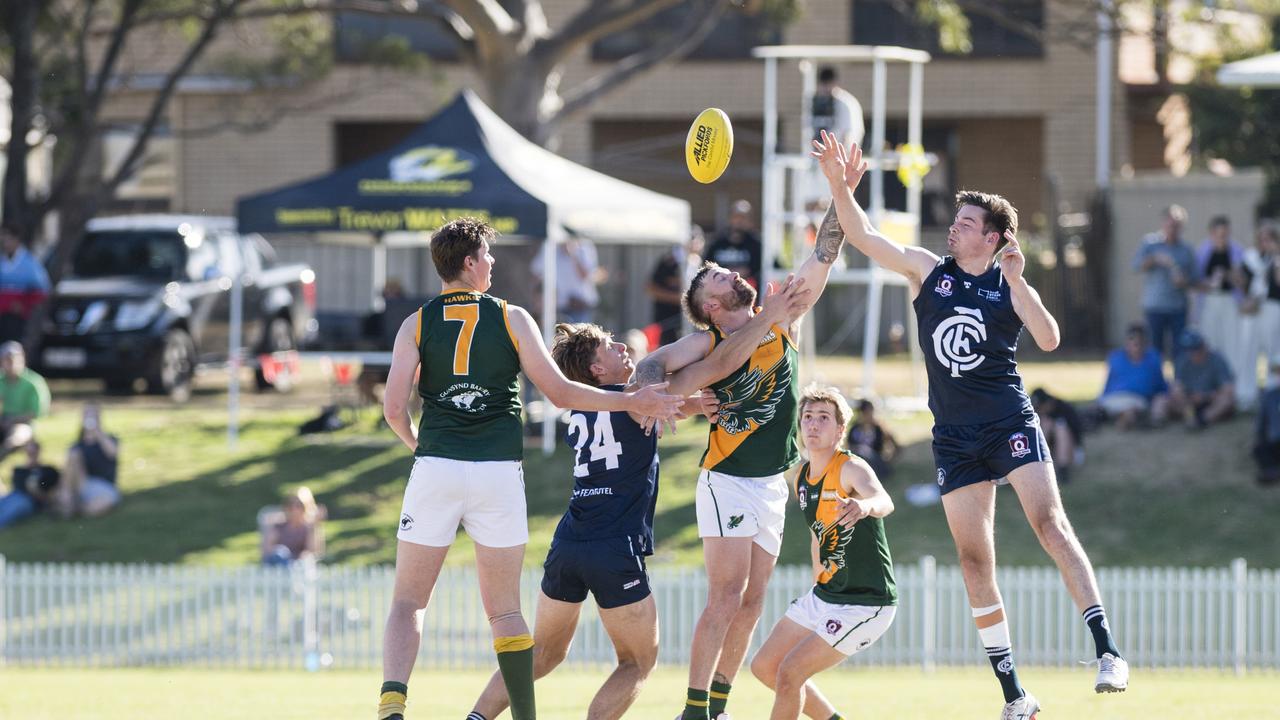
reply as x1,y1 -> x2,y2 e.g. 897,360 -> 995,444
697,388 -> 720,424
999,230 -> 1025,282
810,129 -> 849,185
760,274 -> 810,323
843,141 -> 869,194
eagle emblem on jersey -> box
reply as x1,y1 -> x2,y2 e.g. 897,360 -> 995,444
714,356 -> 791,435
813,519 -> 853,583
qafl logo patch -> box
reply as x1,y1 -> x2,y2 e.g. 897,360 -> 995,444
1008,432 -> 1031,459
825,618 -> 843,635
935,274 -> 955,298
936,468 -> 947,487
931,307 -> 987,377
797,484 -> 808,510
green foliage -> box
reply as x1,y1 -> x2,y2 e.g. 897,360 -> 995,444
917,0 -> 972,54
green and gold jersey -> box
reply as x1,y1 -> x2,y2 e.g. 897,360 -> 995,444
415,289 -> 523,461
700,321 -> 800,476
797,452 -> 897,606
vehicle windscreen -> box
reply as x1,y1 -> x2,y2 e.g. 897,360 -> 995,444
72,231 -> 188,280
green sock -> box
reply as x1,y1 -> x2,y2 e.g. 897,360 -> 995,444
682,688 -> 710,720
378,681 -> 407,720
828,714 -> 845,720
709,680 -> 732,717
495,635 -> 536,720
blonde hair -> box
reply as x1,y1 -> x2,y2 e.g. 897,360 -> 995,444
285,486 -> 319,523
550,323 -> 612,386
798,384 -> 854,450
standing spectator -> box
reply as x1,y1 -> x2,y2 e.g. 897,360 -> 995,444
261,486 -> 325,565
0,225 -> 51,344
1095,324 -> 1170,429
1255,222 -> 1280,367
531,230 -> 605,324
1194,215 -> 1245,375
1238,221 -> 1280,409
805,66 -> 865,214
55,402 -> 120,517
0,440 -> 59,530
706,199 -> 763,290
1169,330 -> 1236,429
1030,388 -> 1086,484
846,398 -> 898,479
1253,356 -> 1280,486
1133,205 -> 1197,356
647,226 -> 704,346
0,341 -> 48,458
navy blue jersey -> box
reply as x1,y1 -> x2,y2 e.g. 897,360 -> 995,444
553,385 -> 659,551
913,257 -> 1032,425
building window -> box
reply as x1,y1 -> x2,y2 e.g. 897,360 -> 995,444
102,124 -> 175,212
851,0 -> 1044,59
593,7 -> 782,62
334,5 -> 461,63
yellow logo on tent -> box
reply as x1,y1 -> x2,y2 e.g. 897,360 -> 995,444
389,146 -> 475,182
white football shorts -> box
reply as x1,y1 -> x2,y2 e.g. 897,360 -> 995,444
397,456 -> 528,548
695,469 -> 788,556
784,589 -> 896,656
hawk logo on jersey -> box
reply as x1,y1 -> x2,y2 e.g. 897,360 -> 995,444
813,519 -> 853,583
399,514 -> 414,531
715,356 -> 791,435
935,274 -> 955,297
825,618 -> 843,635
727,514 -> 745,529
931,307 -> 987,377
440,382 -> 488,413
1009,432 -> 1031,458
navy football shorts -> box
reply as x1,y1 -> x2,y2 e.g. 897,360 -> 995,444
931,408 -> 1052,495
540,535 -> 651,609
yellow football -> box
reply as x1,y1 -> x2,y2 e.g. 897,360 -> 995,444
685,108 -> 734,184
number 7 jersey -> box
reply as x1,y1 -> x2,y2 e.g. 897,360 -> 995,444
415,289 -> 523,461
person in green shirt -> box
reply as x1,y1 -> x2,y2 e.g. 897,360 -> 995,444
0,341 -> 49,457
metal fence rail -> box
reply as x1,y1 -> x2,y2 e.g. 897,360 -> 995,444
1,556 -> 1275,671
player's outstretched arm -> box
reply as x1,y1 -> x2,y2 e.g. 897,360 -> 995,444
659,274 -> 811,397
383,312 -> 423,452
834,455 -> 894,528
507,304 -> 683,418
1001,230 -> 1061,351
812,130 -> 938,292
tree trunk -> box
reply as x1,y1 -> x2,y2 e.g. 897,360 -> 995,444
1,0 -> 39,240
485,57 -> 558,146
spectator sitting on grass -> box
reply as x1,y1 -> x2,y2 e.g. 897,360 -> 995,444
0,341 -> 48,459
1030,388 -> 1085,484
55,402 -> 120,518
1095,323 -> 1170,429
261,486 -> 325,566
1169,330 -> 1235,430
0,440 -> 59,530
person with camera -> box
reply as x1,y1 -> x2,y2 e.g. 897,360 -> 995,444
55,403 -> 120,517
0,439 -> 60,529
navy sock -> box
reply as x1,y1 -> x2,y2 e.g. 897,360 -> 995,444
986,647 -> 1025,704
1083,604 -> 1121,658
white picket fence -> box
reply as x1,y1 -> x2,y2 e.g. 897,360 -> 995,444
1,555 -> 1277,671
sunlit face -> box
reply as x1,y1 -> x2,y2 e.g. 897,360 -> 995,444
1209,223 -> 1230,247
801,400 -> 843,453
1161,215 -> 1183,240
467,240 -> 495,291
283,497 -> 306,521
1124,333 -> 1146,359
699,266 -> 756,318
591,338 -> 634,385
948,205 -> 998,259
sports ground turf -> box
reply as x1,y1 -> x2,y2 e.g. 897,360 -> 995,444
2,666 -> 1274,719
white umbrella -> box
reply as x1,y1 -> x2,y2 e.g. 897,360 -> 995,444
1217,51 -> 1280,87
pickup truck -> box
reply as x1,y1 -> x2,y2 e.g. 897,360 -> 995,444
35,215 -> 317,400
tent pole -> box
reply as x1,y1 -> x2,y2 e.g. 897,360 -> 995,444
372,234 -> 387,309
862,56 -> 888,394
228,261 -> 243,449
541,215 -> 564,456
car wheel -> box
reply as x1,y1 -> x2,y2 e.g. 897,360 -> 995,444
255,317 -> 295,393
146,328 -> 195,402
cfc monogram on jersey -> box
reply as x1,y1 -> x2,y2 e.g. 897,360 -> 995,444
700,323 -> 800,476
913,257 -> 1032,425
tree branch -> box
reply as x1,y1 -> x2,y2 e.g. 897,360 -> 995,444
539,0 -> 692,69
438,0 -> 516,47
550,0 -> 723,133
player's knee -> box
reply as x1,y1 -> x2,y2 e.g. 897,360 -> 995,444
533,642 -> 569,673
737,588 -> 767,619
1035,510 -> 1077,551
749,653 -> 775,687
774,663 -> 808,692
387,598 -> 428,623
705,584 -> 747,613
955,546 -> 992,577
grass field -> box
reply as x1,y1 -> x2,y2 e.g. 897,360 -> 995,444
0,355 -> 1276,569
0,666 -> 1274,719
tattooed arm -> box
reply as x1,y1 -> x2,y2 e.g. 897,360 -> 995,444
784,201 -> 843,338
